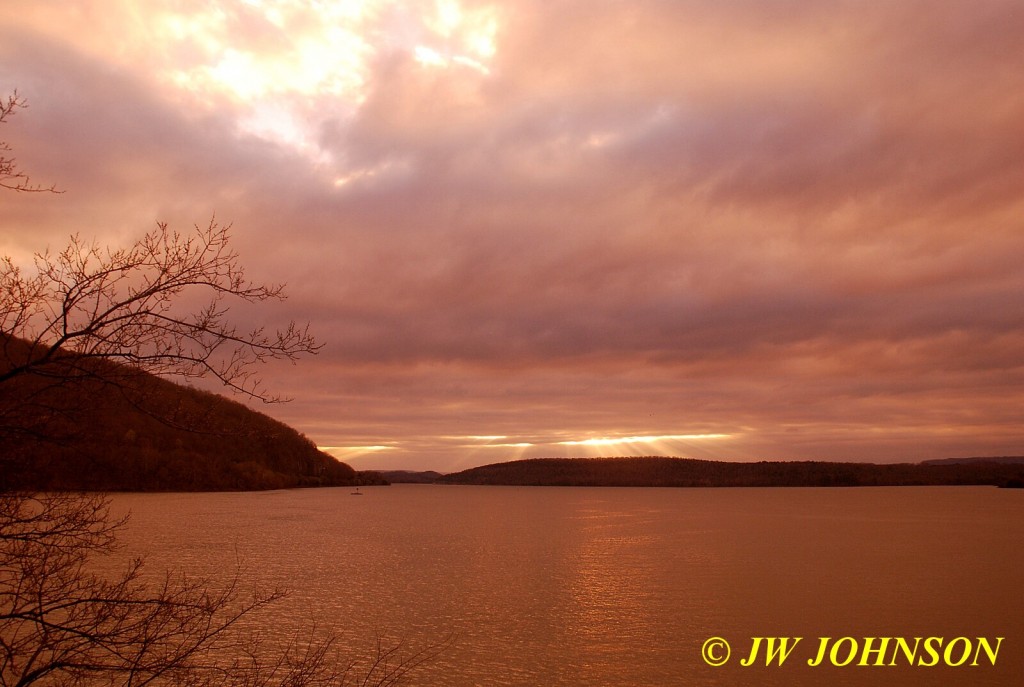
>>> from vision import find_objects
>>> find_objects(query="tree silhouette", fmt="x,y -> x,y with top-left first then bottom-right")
0,492 -> 442,686
0,219 -> 320,403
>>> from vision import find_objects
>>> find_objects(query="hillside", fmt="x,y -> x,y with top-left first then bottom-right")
440,456 -> 1024,488
1,336 -> 361,491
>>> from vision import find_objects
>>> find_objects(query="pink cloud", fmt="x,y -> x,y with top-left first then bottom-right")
3,1 -> 1024,470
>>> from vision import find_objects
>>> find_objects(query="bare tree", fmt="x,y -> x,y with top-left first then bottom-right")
1,92 -> 317,403
0,491 -> 443,687
0,492 -> 275,686
1,220 -> 320,403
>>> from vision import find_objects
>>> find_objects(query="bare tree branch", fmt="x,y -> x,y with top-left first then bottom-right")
1,220 -> 321,403
1,493 -> 445,687
0,92 -> 60,194
0,492 -> 284,686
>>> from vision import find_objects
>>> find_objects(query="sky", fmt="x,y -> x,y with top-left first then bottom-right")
2,0 -> 1024,472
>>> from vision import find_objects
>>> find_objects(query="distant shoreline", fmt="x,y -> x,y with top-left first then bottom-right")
375,456 -> 1024,489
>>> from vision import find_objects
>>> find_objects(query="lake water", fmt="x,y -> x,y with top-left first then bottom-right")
106,485 -> 1024,686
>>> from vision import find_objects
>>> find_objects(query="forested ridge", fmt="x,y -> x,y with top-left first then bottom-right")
1,335 -> 361,491
439,456 -> 1024,488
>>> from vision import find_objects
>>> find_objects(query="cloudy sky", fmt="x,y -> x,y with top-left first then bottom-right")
3,0 -> 1023,472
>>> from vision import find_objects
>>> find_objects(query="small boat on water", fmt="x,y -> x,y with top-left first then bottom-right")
351,487 -> 363,495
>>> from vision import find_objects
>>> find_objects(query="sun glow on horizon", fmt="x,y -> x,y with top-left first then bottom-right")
558,434 -> 730,447
450,435 -> 535,449
546,433 -> 737,460
318,432 -> 733,466
318,444 -> 398,461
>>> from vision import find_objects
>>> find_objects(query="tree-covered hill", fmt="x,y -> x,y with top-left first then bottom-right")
1,335 -> 359,491
439,456 -> 1024,488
